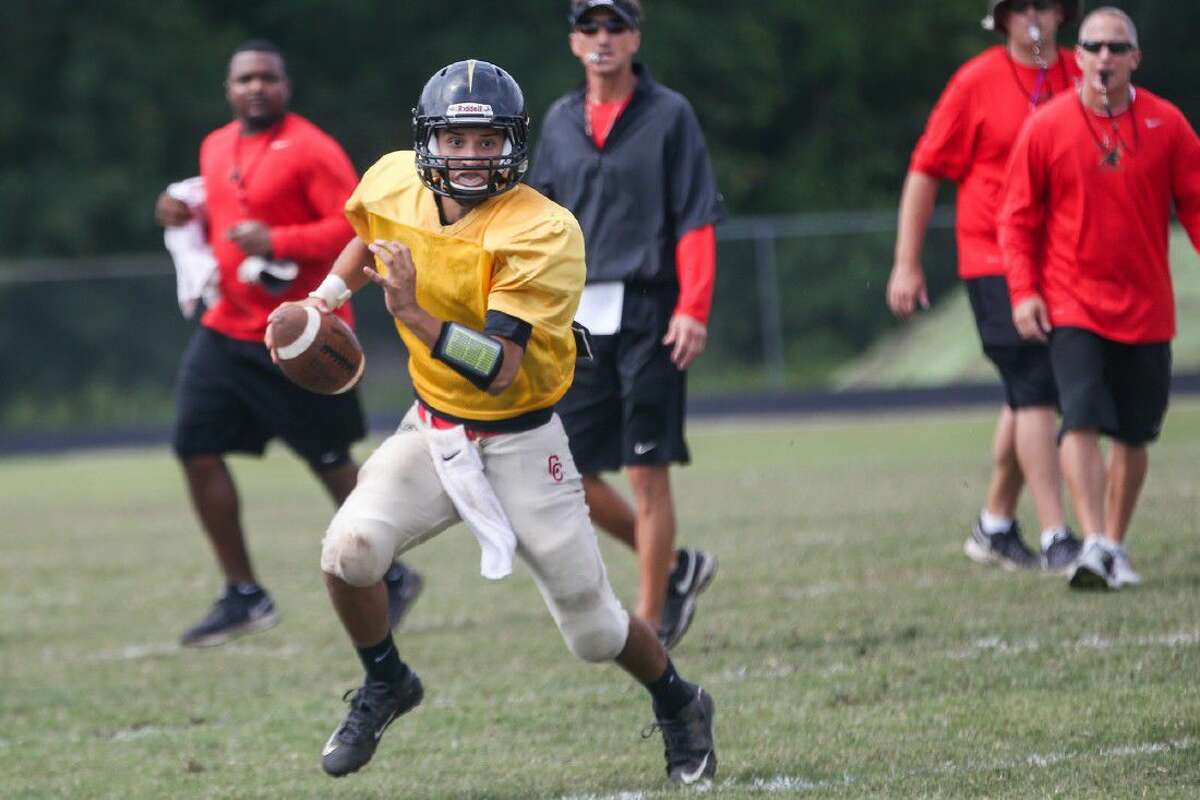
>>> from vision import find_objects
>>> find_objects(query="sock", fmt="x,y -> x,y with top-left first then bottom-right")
644,658 -> 697,718
979,510 -> 1013,535
1040,527 -> 1067,551
356,633 -> 410,685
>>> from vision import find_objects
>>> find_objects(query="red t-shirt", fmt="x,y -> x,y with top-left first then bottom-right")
587,98 -> 716,323
199,112 -> 358,341
911,46 -> 1080,279
999,88 -> 1200,343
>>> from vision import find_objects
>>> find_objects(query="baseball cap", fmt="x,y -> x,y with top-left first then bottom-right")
568,0 -> 641,30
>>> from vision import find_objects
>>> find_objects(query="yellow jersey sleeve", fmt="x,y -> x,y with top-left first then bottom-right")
487,211 -> 586,336
344,151 -> 416,242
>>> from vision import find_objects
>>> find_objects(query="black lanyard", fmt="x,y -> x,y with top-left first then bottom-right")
230,120 -> 284,213
1077,89 -> 1139,168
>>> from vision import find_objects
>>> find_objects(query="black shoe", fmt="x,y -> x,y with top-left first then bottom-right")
384,562 -> 424,630
963,518 -> 1037,570
321,671 -> 424,777
659,549 -> 718,650
644,687 -> 717,785
1041,529 -> 1083,575
179,588 -> 279,648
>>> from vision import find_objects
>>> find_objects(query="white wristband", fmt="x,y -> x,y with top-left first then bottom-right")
309,273 -> 352,310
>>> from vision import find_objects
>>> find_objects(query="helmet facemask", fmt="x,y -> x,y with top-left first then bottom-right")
417,125 -> 526,203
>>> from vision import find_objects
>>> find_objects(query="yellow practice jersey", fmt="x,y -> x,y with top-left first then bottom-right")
345,151 -> 585,422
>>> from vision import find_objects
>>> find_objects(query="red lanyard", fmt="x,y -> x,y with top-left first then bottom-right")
230,120 -> 284,213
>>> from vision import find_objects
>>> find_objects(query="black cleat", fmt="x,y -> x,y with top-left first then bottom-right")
963,518 -> 1037,571
384,562 -> 425,630
645,687 -> 717,786
179,588 -> 279,648
659,549 -> 718,650
321,671 -> 424,777
1041,529 -> 1083,575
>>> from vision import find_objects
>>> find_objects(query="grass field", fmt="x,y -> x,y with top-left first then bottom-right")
4,404 -> 1200,799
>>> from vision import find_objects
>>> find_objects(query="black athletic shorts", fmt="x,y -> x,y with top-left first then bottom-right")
172,326 -> 366,470
556,284 -> 689,474
1050,326 -> 1171,445
966,275 -> 1057,408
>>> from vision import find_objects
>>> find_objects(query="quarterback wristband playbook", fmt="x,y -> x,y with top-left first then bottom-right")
434,322 -> 504,390
308,273 -> 353,310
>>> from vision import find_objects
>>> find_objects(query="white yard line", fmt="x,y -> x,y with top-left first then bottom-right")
555,738 -> 1197,799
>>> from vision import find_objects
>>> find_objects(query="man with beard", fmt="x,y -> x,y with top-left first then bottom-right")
155,40 -> 422,647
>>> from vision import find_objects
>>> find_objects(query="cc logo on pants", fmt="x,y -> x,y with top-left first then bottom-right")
548,454 -> 564,483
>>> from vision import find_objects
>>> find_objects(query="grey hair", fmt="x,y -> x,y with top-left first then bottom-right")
1080,6 -> 1140,47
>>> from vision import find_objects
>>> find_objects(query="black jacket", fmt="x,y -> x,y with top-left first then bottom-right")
528,64 -> 724,286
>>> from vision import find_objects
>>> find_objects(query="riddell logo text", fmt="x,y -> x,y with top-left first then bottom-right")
447,103 -> 494,118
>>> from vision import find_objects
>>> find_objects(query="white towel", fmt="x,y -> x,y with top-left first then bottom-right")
425,425 -> 517,580
163,177 -> 219,318
237,255 -> 300,292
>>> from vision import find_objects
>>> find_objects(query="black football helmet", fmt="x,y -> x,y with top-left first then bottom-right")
982,0 -> 1077,33
413,60 -> 529,202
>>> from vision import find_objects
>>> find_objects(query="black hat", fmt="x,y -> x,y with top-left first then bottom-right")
982,0 -> 1078,34
568,0 -> 641,30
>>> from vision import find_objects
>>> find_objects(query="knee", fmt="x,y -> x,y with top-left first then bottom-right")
557,592 -> 630,663
320,518 -> 395,588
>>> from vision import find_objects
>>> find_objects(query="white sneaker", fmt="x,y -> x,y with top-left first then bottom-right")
1068,537 -> 1116,591
1109,544 -> 1142,588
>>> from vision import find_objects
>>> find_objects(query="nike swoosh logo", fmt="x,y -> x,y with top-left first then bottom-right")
441,451 -> 460,461
374,711 -> 399,740
679,751 -> 711,784
633,442 -> 657,455
322,730 -> 340,756
373,646 -> 394,663
674,556 -> 697,594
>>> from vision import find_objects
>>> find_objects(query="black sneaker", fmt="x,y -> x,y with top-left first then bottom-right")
963,518 -> 1037,570
179,588 -> 279,648
321,671 -> 424,777
1041,529 -> 1083,575
644,687 -> 717,785
659,550 -> 718,650
384,562 -> 425,630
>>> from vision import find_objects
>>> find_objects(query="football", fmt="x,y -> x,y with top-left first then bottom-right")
269,305 -> 365,395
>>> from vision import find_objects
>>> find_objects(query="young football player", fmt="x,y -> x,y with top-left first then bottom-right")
267,59 -> 718,786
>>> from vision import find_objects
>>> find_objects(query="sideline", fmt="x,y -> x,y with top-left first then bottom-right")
4,374 -> 1199,456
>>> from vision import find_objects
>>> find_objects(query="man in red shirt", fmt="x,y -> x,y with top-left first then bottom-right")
1000,7 -> 1200,589
887,0 -> 1082,574
155,41 -> 422,646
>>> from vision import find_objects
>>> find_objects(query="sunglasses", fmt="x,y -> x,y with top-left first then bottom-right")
1008,0 -> 1055,11
1078,40 -> 1136,55
575,19 -> 630,35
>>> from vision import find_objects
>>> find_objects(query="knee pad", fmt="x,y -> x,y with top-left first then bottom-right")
552,582 -> 630,663
320,517 -> 397,588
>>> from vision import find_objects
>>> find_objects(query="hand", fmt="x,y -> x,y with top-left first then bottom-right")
227,220 -> 273,257
886,262 -> 930,319
364,240 -> 419,320
264,297 -> 329,363
1013,296 -> 1052,343
155,193 -> 192,227
663,313 -> 708,370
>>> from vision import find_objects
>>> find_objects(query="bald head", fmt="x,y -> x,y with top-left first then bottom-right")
1079,6 -> 1139,48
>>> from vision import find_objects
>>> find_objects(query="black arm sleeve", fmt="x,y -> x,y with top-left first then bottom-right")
484,309 -> 533,349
